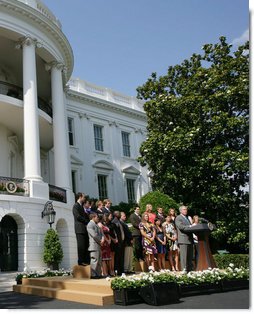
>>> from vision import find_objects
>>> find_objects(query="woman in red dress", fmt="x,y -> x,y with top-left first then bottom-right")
98,214 -> 112,276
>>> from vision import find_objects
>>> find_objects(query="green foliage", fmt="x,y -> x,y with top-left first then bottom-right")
15,269 -> 72,283
213,254 -> 249,269
111,202 -> 137,218
136,37 -> 249,252
43,229 -> 63,265
139,191 -> 179,214
110,267 -> 249,290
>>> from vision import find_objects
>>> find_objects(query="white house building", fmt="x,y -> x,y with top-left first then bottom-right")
0,0 -> 150,272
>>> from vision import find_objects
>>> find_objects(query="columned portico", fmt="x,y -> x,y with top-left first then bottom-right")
48,62 -> 73,203
16,36 -> 48,199
20,36 -> 42,182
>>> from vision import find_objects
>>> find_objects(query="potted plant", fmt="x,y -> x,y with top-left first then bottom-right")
177,268 -> 222,296
110,274 -> 146,305
219,264 -> 249,292
110,271 -> 180,306
139,271 -> 180,305
43,229 -> 63,270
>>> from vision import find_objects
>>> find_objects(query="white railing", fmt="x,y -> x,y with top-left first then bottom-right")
17,0 -> 62,28
68,78 -> 145,112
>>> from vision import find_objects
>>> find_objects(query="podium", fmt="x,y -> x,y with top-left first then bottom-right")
185,223 -> 217,271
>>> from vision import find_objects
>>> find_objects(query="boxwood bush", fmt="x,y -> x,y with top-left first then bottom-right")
213,254 -> 249,269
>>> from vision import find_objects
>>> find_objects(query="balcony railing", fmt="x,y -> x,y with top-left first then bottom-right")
49,184 -> 67,203
0,176 -> 30,197
0,81 -> 52,117
0,176 -> 67,203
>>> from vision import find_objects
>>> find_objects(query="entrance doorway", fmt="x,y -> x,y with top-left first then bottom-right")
0,215 -> 18,271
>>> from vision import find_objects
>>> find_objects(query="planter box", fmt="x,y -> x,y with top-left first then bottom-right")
220,279 -> 249,292
113,288 -> 143,306
180,282 -> 221,297
139,282 -> 180,306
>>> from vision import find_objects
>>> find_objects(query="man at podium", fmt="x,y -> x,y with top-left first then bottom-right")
175,205 -> 194,272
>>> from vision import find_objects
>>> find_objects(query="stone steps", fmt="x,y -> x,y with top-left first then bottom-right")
13,276 -> 114,306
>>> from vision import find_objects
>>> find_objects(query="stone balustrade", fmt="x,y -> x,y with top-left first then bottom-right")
68,78 -> 145,112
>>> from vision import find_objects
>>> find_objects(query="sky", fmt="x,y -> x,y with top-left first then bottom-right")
42,0 -> 249,97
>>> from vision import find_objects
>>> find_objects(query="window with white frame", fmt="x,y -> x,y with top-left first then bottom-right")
97,174 -> 108,199
94,125 -> 104,151
126,178 -> 136,203
122,131 -> 131,157
71,170 -> 77,194
68,117 -> 75,146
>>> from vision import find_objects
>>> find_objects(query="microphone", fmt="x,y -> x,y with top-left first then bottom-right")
200,217 -> 209,223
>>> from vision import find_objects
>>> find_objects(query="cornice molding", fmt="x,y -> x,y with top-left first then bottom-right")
66,90 -> 147,121
0,0 -> 74,83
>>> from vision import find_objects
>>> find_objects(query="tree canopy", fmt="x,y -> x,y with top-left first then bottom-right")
137,37 -> 249,252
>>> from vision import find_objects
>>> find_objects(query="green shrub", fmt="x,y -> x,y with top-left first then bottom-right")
213,254 -> 249,269
139,191 -> 179,214
43,229 -> 63,266
111,202 -> 137,218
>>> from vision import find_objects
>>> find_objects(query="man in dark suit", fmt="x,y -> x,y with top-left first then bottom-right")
112,210 -> 125,276
129,206 -> 144,261
175,205 -> 194,272
72,192 -> 90,266
120,211 -> 134,274
102,198 -> 112,214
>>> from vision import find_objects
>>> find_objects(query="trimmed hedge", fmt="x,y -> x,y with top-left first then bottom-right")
213,254 -> 249,269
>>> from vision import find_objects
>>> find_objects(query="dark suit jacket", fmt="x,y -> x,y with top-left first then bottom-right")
102,207 -> 112,214
72,202 -> 90,234
129,213 -> 141,236
120,220 -> 133,246
112,217 -> 124,244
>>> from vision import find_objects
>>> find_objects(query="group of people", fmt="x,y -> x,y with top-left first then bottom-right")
130,204 -> 199,273
72,192 -> 200,279
72,193 -> 134,279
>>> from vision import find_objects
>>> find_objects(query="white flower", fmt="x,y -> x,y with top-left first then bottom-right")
229,263 -> 234,268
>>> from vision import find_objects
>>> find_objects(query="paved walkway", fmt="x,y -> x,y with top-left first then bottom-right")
0,289 -> 249,309
0,272 -> 16,293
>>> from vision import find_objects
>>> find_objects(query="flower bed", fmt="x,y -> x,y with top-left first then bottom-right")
109,264 -> 249,305
15,268 -> 72,284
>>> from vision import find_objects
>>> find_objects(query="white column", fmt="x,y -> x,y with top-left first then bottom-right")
22,37 -> 42,181
50,62 -> 72,192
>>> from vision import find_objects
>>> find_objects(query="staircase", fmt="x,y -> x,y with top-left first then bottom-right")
13,276 -> 114,306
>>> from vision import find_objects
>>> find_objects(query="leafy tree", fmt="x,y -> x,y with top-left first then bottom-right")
137,37 -> 249,252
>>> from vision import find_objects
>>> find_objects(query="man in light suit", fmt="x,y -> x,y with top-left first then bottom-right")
87,213 -> 104,279
175,205 -> 194,272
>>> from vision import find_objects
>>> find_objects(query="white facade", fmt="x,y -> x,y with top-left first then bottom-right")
0,0 -> 149,272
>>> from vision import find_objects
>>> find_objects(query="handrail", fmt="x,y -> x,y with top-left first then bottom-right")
49,184 -> 67,203
0,81 -> 52,117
